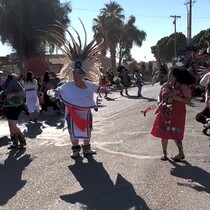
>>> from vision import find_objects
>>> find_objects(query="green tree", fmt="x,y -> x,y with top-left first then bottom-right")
151,32 -> 187,62
0,0 -> 71,61
118,15 -> 146,65
192,28 -> 210,50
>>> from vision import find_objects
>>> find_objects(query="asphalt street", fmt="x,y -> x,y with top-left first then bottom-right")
0,84 -> 210,210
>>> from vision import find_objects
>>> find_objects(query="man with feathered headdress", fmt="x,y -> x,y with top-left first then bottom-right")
47,20 -> 103,158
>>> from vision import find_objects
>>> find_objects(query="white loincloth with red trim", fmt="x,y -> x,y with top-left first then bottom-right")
66,106 -> 92,139
54,80 -> 100,139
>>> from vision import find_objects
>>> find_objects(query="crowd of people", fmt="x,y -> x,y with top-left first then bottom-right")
99,65 -> 144,98
0,21 -> 210,161
0,69 -> 64,149
0,61 -> 146,154
1,60 -> 210,159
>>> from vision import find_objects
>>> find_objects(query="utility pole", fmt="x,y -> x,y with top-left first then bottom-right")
170,15 -> 181,61
185,0 -> 196,45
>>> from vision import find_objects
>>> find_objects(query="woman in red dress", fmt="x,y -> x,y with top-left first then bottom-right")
151,67 -> 196,161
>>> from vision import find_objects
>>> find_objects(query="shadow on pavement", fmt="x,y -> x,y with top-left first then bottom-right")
126,95 -> 158,102
42,114 -> 65,129
24,122 -> 43,139
19,109 -> 65,130
103,96 -> 117,101
60,156 -> 150,210
169,159 -> 210,194
0,149 -> 33,205
20,114 -> 64,139
0,136 -> 10,148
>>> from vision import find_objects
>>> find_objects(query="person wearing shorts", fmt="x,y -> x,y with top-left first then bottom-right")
2,73 -> 26,149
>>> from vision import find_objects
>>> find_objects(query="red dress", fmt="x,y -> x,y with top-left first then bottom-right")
151,83 -> 186,141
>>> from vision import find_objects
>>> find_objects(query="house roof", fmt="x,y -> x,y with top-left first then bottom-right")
1,64 -> 20,75
48,57 -> 66,65
45,54 -> 66,65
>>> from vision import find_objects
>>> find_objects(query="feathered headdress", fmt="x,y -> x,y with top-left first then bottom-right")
46,19 -> 103,83
183,45 -> 210,74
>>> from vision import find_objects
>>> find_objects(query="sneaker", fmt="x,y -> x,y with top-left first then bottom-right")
8,143 -> 18,149
160,150 -> 167,161
82,144 -> 97,155
15,134 -> 26,149
17,142 -> 26,149
83,149 -> 97,155
8,136 -> 18,149
171,154 -> 185,162
202,127 -> 210,136
160,154 -> 168,161
18,133 -> 26,146
71,145 -> 81,158
71,150 -> 80,158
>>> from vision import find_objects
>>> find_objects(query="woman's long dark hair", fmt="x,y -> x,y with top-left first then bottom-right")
42,71 -> 50,83
171,66 -> 196,85
25,71 -> 33,82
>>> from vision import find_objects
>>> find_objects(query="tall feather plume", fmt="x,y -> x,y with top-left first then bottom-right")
78,17 -> 87,48
47,19 -> 103,83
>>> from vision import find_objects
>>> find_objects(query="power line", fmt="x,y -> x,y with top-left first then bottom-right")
72,7 -> 168,19
72,7 -> 210,20
72,7 -> 169,19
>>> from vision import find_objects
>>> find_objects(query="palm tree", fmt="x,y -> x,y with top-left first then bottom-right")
93,1 -> 124,70
118,15 -> 146,65
100,1 -> 125,21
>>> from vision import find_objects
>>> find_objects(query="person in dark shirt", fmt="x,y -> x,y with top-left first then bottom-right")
2,72 -> 26,149
117,65 -> 131,96
106,67 -> 114,86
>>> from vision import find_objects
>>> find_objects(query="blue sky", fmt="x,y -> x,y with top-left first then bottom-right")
0,0 -> 210,61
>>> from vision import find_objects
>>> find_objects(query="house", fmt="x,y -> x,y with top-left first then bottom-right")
0,52 -> 112,77
0,56 -> 10,70
0,56 -> 21,77
45,54 -> 66,74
